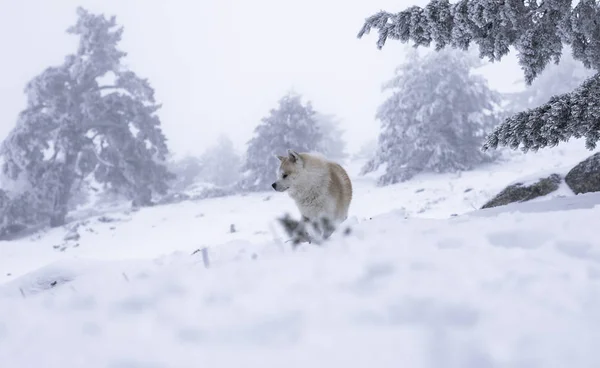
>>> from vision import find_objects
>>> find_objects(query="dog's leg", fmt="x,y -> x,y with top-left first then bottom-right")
320,216 -> 336,240
322,227 -> 335,240
301,216 -> 313,244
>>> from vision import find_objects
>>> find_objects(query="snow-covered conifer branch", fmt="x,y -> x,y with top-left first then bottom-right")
358,0 -> 600,152
358,0 -> 600,84
483,72 -> 600,151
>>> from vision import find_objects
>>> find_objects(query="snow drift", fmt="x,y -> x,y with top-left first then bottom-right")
1,193 -> 599,368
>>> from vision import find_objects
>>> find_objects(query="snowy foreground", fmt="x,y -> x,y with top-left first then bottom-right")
1,194 -> 600,368
1,142 -> 600,368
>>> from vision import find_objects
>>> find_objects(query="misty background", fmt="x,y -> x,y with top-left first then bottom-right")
0,0 -> 526,158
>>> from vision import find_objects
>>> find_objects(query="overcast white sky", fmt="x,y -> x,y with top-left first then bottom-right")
0,0 -> 525,158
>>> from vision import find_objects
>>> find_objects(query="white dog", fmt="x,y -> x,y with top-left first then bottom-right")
272,149 -> 353,240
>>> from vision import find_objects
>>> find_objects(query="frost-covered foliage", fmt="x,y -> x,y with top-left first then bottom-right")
314,113 -> 347,162
506,48 -> 595,112
240,92 -> 322,191
484,73 -> 600,151
362,49 -> 501,185
357,0 -> 599,83
357,0 -> 600,152
490,47 -> 599,151
0,190 -> 41,239
198,135 -> 242,187
0,7 -> 173,228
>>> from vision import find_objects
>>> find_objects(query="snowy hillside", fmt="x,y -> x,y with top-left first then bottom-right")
1,139 -> 599,367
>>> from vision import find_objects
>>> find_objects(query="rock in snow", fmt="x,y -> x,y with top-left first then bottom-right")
565,152 -> 600,194
481,173 -> 562,209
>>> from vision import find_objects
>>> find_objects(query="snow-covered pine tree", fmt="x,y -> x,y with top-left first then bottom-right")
314,113 -> 348,162
240,92 -> 323,191
0,7 -> 174,227
199,134 -> 242,187
357,0 -> 600,152
362,49 -> 501,185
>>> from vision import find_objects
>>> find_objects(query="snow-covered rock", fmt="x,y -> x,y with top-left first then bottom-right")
481,173 -> 562,209
565,152 -> 600,194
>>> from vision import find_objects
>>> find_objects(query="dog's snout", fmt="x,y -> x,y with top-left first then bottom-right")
271,182 -> 277,190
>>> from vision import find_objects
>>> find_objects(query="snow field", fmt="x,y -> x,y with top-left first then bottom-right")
0,139 -> 598,367
1,194 -> 600,367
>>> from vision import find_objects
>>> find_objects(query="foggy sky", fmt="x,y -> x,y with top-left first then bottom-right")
0,0 -> 526,158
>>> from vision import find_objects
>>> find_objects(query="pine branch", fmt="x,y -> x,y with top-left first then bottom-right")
483,72 -> 600,152
357,0 -> 600,84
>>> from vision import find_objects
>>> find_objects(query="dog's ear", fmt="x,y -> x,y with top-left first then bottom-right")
287,149 -> 302,164
275,154 -> 286,162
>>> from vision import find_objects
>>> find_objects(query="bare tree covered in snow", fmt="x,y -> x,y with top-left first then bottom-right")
362,49 -> 501,185
357,0 -> 600,152
240,92 -> 322,192
0,7 -> 173,229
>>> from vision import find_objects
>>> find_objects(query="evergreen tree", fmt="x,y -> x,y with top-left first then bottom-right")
314,113 -> 348,162
362,49 -> 501,185
0,7 -> 173,227
199,134 -> 242,187
357,0 -> 600,152
240,92 -> 322,191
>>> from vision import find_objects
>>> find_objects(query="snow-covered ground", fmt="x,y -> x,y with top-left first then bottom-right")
1,140 -> 599,367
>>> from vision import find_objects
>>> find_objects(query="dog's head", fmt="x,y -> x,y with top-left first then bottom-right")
271,149 -> 304,192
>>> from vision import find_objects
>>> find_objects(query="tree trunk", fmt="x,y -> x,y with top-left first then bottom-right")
49,154 -> 78,228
